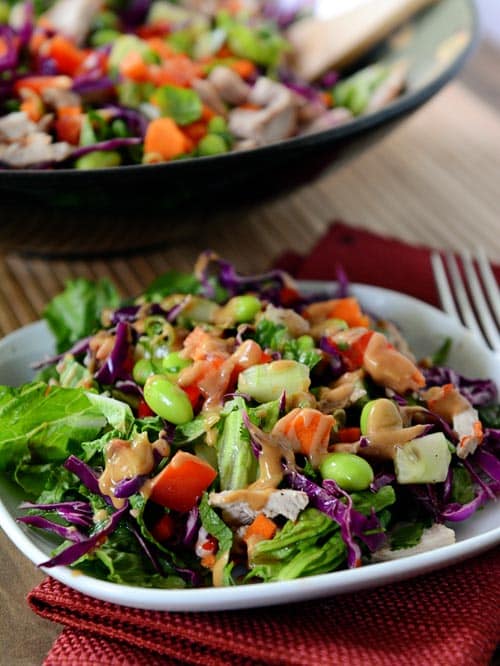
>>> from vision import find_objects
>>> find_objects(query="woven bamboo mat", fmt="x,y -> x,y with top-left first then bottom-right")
0,82 -> 499,339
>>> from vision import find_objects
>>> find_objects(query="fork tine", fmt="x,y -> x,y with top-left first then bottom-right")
431,252 -> 460,321
444,252 -> 485,341
476,246 -> 500,325
461,249 -> 500,351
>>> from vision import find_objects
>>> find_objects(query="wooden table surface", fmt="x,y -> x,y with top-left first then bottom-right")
1,79 -> 500,665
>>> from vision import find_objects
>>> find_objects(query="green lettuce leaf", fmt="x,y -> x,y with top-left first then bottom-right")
43,278 -> 120,353
0,382 -> 107,473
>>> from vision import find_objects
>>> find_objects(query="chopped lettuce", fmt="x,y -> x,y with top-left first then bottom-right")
43,278 -> 120,353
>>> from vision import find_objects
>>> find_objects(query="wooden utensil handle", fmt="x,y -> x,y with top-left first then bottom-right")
287,0 -> 437,81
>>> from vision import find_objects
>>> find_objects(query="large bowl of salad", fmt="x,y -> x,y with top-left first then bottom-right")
0,254 -> 499,611
0,0 -> 477,208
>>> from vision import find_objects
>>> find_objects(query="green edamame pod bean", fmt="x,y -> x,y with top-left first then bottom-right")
230,295 -> 262,323
162,351 -> 192,375
197,134 -> 227,156
133,358 -> 154,385
75,151 -> 122,170
144,374 -> 193,425
319,452 -> 374,491
90,28 -> 120,47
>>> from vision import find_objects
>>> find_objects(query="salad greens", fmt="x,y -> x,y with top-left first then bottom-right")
1,253 -> 500,589
0,0 -> 408,169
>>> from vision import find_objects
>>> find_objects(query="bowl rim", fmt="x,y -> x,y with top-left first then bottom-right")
0,0 -> 478,182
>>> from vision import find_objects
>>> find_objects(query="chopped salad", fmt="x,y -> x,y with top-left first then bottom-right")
1,253 -> 499,588
0,0 -> 407,169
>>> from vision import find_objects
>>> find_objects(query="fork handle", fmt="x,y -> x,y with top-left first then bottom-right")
286,0 -> 437,81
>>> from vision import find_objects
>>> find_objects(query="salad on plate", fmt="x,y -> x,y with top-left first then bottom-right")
0,252 -> 499,589
0,0 -> 408,169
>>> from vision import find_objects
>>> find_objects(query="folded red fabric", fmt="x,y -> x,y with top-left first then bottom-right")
27,222 -> 500,666
273,222 -> 500,307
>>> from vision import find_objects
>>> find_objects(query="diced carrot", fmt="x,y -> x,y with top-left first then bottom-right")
46,35 -> 87,76
149,451 -> 217,513
150,55 -> 202,87
120,50 -> 150,82
244,513 -> 277,542
320,91 -> 333,107
303,297 -> 370,328
144,117 -> 191,161
20,95 -> 43,122
273,408 -> 334,462
55,111 -> 83,145
14,75 -> 71,95
201,553 -> 217,569
182,327 -> 228,361
229,59 -> 256,80
329,298 -> 370,328
151,513 -> 175,542
336,427 -> 361,443
29,30 -> 46,54
201,105 -> 216,122
145,37 -> 176,61
0,37 -> 8,59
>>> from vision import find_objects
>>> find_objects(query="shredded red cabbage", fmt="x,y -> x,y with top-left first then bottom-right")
19,500 -> 93,528
64,454 -> 109,501
39,502 -> 129,568
17,514 -> 88,542
31,336 -> 91,370
0,26 -> 19,73
113,475 -> 147,499
70,137 -> 142,161
94,321 -> 131,385
423,367 -> 498,407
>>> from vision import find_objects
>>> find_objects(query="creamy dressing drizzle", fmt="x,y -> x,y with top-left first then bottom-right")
363,332 -> 424,393
98,433 -> 155,508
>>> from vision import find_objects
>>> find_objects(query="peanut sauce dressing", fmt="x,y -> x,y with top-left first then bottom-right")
363,332 -> 424,393
422,385 -> 471,420
98,433 -> 155,508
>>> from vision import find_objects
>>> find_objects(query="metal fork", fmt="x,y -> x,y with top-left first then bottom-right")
431,248 -> 500,352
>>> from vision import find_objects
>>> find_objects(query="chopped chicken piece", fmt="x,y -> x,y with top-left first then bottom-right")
208,66 -> 251,106
191,78 -> 227,116
0,133 -> 73,168
301,107 -> 353,134
229,77 -> 298,145
209,489 -> 309,525
43,0 -> 101,46
42,87 -> 82,111
371,524 -> 455,562
0,112 -> 37,142
366,61 -> 408,113
260,304 -> 310,337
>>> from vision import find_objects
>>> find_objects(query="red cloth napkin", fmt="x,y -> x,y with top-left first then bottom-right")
27,222 -> 500,666
273,222 -> 500,307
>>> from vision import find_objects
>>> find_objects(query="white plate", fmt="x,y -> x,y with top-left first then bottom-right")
0,283 -> 499,611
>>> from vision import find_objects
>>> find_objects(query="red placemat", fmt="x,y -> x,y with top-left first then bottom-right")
27,222 -> 500,666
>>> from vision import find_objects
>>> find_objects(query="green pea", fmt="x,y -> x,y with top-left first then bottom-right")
197,134 -> 228,157
162,351 -> 192,375
144,374 -> 194,425
208,116 -> 228,134
296,335 -> 315,351
230,295 -> 262,323
319,452 -> 374,491
90,28 -> 120,47
133,358 -> 154,385
75,151 -> 122,170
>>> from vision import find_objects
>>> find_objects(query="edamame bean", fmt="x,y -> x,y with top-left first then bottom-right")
208,116 -> 228,134
319,452 -> 374,491
360,398 -> 402,435
133,358 -> 154,385
144,374 -> 193,425
75,151 -> 122,170
90,28 -> 120,47
230,295 -> 262,323
162,351 -> 192,375
197,134 -> 227,156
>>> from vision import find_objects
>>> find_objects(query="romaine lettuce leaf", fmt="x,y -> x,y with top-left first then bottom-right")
43,277 -> 120,353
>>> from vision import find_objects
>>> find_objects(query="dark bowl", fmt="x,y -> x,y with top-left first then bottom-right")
0,0 -> 477,213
